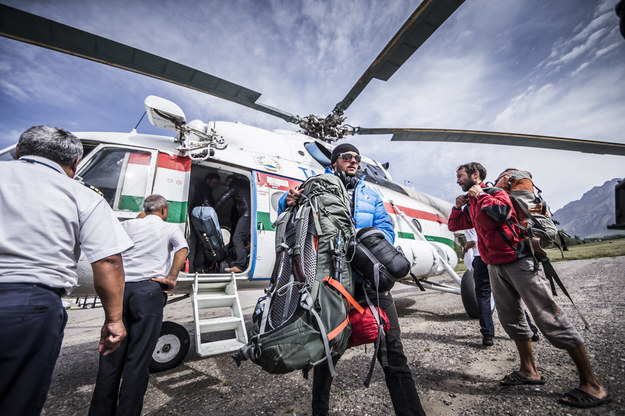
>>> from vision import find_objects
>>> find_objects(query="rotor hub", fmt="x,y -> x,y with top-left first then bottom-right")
297,110 -> 355,142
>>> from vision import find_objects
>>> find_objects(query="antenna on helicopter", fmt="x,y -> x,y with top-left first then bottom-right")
134,111 -> 147,131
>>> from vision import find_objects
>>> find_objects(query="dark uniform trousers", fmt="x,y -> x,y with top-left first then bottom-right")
472,256 -> 495,337
312,290 -> 425,416
232,215 -> 251,269
89,280 -> 166,416
0,283 -> 67,416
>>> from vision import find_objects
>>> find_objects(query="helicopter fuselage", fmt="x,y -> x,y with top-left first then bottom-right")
67,119 -> 456,296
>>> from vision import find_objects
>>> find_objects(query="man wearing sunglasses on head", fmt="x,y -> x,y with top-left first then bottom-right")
279,143 -> 425,416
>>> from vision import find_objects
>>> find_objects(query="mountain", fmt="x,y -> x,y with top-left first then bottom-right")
552,178 -> 623,238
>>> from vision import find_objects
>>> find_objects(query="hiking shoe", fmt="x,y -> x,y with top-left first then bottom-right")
532,333 -> 540,342
225,266 -> 242,273
482,336 -> 494,346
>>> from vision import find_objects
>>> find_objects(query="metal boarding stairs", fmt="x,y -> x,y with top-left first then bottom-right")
191,272 -> 248,357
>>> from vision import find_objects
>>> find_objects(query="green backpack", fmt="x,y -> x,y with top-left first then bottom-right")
232,173 -> 358,376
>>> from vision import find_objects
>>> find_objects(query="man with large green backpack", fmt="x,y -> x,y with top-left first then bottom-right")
281,144 -> 425,416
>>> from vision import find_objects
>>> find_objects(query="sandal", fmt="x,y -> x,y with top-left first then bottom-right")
500,370 -> 546,386
559,388 -> 611,408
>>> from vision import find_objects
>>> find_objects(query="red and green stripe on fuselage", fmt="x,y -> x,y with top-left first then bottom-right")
118,152 -> 190,224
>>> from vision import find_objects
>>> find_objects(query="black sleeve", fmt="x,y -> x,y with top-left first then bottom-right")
214,187 -> 234,211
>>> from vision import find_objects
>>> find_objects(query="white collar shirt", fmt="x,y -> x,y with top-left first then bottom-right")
0,155 -> 133,293
464,228 -> 480,257
121,214 -> 188,282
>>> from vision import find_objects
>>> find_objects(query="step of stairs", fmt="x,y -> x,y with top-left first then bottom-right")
192,272 -> 248,357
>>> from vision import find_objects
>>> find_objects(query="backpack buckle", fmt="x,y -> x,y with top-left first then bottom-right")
299,291 -> 313,310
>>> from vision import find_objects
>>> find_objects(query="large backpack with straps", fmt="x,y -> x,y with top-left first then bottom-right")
232,173 -> 360,376
486,171 -> 589,329
495,170 -> 561,250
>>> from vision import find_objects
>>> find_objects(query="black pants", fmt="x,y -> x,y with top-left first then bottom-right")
232,215 -> 250,268
0,283 -> 67,416
472,256 -> 495,337
89,280 -> 166,416
312,290 -> 425,416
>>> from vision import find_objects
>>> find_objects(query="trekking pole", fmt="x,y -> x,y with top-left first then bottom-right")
390,201 -> 462,286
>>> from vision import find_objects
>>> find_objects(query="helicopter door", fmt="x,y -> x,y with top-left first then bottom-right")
251,171 -> 302,279
75,144 -> 158,219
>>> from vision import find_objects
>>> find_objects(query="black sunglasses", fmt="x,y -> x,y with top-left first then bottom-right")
339,153 -> 361,163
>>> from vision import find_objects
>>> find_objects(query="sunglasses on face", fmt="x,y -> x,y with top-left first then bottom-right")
339,153 -> 361,163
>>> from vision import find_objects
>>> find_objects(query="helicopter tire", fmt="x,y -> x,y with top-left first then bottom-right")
149,321 -> 190,373
460,269 -> 479,319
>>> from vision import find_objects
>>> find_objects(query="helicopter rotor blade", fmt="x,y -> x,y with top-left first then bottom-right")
355,127 -> 625,156
0,4 -> 298,124
333,0 -> 465,115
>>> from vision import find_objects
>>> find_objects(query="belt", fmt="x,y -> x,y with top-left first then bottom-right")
125,279 -> 157,284
0,282 -> 65,297
35,284 -> 65,297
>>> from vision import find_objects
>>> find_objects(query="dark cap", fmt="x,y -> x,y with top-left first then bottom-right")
330,143 -> 360,165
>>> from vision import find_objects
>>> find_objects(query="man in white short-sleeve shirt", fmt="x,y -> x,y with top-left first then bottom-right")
0,125 -> 132,416
90,194 -> 188,416
463,228 -> 495,346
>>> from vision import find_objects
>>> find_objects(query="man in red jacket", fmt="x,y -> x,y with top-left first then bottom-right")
449,162 -> 610,409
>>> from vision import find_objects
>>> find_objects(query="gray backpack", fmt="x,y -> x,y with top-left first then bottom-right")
232,174 -> 357,376
502,170 -> 558,248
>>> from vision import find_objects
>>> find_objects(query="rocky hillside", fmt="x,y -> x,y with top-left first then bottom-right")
552,178 -> 623,238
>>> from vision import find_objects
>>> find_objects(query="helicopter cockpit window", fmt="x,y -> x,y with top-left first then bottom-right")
359,161 -> 408,196
76,148 -> 152,212
358,161 -> 386,183
304,141 -> 331,166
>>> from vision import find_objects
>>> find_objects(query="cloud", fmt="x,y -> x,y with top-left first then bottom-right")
547,27 -> 607,68
0,80 -> 29,102
541,3 -> 617,73
1,0 -> 624,211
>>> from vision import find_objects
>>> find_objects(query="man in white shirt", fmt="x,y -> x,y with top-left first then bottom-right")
89,194 -> 188,416
463,228 -> 495,346
0,125 -> 132,416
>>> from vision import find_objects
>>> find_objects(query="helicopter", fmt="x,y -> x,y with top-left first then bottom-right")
1,0 -> 624,372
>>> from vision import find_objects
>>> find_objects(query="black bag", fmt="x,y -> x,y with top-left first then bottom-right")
348,227 -> 410,292
190,206 -> 227,263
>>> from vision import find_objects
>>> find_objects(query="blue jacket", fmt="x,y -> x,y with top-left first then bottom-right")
278,168 -> 395,244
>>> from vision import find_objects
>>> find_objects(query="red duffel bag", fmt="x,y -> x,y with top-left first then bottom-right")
349,305 -> 390,347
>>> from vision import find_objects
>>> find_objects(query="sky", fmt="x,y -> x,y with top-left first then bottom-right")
1,0 -> 624,211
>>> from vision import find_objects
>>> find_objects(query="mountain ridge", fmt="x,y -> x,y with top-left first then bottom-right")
552,178 -> 623,238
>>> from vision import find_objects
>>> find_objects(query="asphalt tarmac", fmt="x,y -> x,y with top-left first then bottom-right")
43,256 -> 624,415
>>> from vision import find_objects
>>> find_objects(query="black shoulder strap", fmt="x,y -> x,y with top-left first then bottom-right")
541,259 -> 590,330
410,272 -> 426,291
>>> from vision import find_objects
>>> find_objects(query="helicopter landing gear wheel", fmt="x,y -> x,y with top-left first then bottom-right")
149,321 -> 190,373
460,269 -> 479,319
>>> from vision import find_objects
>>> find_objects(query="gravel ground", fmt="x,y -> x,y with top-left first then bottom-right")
43,256 -> 624,415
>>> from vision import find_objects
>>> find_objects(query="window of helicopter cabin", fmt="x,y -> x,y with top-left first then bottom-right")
412,218 -> 422,233
76,147 -> 153,212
